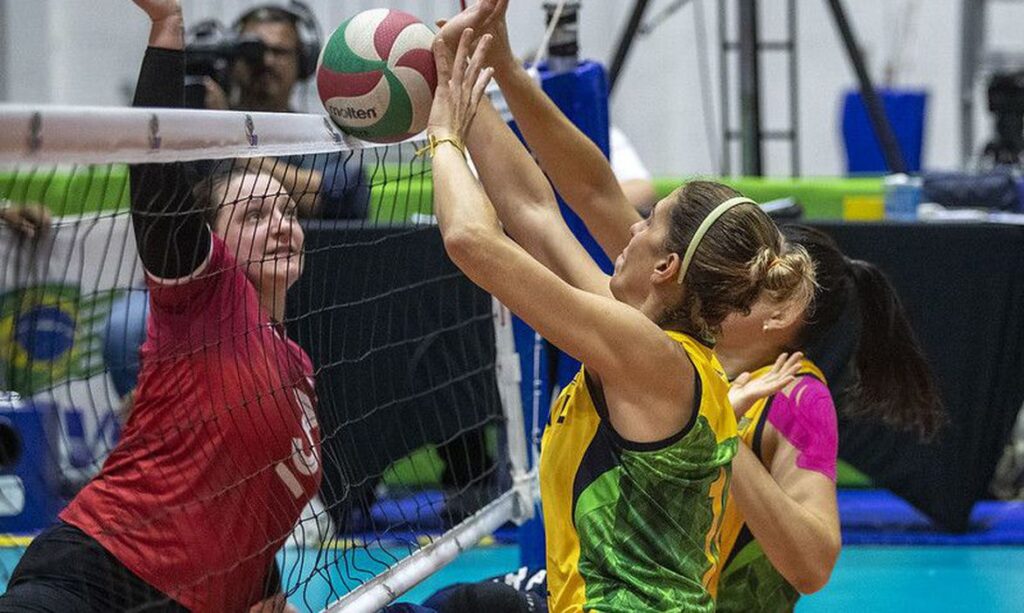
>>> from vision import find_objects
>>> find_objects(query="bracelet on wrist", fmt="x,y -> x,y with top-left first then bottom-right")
415,134 -> 466,158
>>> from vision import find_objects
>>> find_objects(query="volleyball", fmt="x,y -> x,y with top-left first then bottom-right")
317,9 -> 437,143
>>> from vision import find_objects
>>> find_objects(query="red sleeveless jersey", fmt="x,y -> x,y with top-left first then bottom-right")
62,236 -> 321,612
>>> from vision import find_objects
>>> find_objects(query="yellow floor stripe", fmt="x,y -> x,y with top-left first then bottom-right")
0,535 -> 34,548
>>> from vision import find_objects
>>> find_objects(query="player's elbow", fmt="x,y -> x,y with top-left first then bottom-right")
792,567 -> 830,595
792,538 -> 840,594
442,223 -> 495,272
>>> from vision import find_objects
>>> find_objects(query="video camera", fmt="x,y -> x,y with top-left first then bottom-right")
983,70 -> 1024,167
183,20 -> 268,109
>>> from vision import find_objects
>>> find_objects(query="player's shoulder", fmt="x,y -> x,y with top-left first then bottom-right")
776,375 -> 836,430
146,233 -> 250,318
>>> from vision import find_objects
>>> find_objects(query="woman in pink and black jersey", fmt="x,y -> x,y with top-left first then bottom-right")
0,2 -> 318,612
713,224 -> 944,612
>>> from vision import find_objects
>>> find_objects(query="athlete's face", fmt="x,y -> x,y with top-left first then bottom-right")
213,172 -> 305,294
719,297 -> 776,348
233,20 -> 301,112
610,197 -> 675,305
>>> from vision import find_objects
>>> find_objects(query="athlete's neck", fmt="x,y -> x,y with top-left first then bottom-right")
716,344 -> 790,380
259,289 -> 287,323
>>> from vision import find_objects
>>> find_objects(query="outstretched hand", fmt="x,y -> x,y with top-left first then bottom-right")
437,0 -> 515,77
132,0 -> 184,49
131,0 -> 181,23
728,352 -> 805,419
1,203 -> 51,240
426,29 -> 495,145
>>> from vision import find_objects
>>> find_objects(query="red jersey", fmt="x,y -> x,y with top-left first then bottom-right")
62,235 -> 321,612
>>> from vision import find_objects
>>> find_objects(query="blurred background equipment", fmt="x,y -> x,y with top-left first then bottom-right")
183,18 -> 268,107
982,69 -> 1024,168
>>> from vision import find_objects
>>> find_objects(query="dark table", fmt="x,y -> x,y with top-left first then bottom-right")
286,222 -> 503,527
807,221 -> 1024,531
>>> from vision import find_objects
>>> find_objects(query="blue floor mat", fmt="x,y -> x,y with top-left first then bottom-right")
350,488 -> 1024,547
839,489 -> 1024,545
365,489 -> 1024,546
345,490 -> 518,545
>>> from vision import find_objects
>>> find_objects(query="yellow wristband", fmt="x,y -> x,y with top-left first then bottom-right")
415,134 -> 466,158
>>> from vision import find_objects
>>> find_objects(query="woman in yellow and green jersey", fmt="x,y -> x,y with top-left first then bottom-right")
713,225 -> 945,611
425,4 -> 816,610
539,329 -> 737,611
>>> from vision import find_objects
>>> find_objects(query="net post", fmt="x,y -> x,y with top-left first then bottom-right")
492,298 -> 537,525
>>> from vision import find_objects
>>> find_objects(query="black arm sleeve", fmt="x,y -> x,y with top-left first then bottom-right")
129,47 -> 211,279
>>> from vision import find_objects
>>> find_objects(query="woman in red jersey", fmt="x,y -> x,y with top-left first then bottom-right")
0,2 -> 317,612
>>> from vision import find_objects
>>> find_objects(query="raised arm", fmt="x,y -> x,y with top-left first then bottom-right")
129,0 -> 211,280
440,0 -> 642,261
463,93 -> 610,296
496,63 -> 641,259
429,31 -> 693,443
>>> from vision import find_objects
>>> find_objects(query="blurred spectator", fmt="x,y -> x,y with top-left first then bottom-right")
201,3 -> 369,220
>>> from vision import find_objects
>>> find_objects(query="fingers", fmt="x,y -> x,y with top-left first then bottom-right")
780,351 -> 804,378
429,26 -> 495,139
733,372 -> 752,388
452,28 -> 473,92
464,34 -> 493,102
768,350 -> 803,376
465,34 -> 492,81
481,0 -> 509,27
2,205 -> 51,240
775,352 -> 790,370
470,67 -> 495,113
23,207 -> 51,237
432,35 -> 456,84
21,204 -> 50,227
760,373 -> 794,397
13,220 -> 37,240
775,375 -> 797,393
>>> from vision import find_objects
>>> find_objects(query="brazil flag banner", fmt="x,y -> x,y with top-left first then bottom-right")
0,212 -> 142,487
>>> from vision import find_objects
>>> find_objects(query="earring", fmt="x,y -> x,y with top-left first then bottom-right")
762,322 -> 769,332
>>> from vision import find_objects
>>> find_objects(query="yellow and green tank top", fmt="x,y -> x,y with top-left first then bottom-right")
539,331 -> 738,612
715,358 -> 827,613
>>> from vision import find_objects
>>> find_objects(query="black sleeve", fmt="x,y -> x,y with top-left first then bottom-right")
129,47 -> 211,280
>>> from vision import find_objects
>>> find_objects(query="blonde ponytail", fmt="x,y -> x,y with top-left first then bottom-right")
748,242 -> 817,314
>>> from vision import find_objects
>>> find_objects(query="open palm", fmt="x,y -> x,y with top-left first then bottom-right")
438,0 -> 514,72
427,29 -> 495,142
728,352 -> 805,419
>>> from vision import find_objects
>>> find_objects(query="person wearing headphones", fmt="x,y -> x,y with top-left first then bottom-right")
203,2 -> 370,221
203,4 -> 314,114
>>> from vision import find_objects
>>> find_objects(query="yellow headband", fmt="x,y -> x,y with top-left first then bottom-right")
676,196 -> 758,285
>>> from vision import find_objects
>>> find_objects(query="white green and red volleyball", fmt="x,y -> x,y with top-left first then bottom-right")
317,9 -> 437,143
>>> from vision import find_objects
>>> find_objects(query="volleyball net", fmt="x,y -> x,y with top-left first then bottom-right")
0,105 -> 534,612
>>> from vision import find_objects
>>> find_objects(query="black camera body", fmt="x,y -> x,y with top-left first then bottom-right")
984,70 -> 1024,167
183,21 -> 268,109
988,71 -> 1024,115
